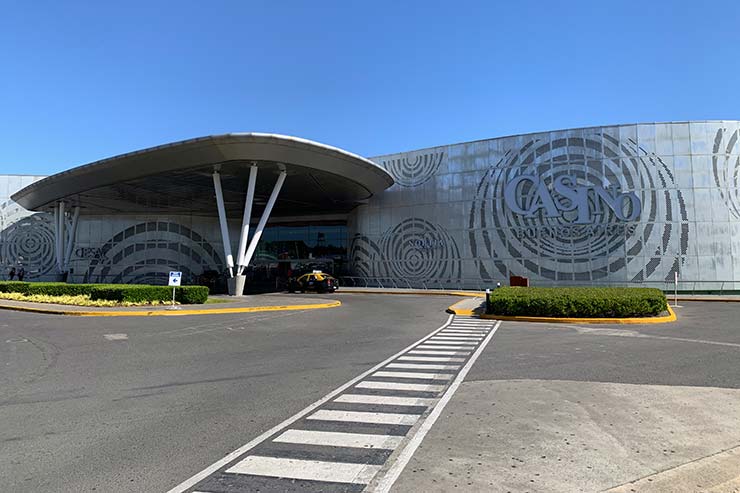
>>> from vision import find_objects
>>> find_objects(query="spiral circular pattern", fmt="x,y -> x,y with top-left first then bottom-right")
382,152 -> 444,187
380,218 -> 461,281
469,133 -> 689,282
1,213 -> 55,278
85,221 -> 223,283
712,127 -> 740,219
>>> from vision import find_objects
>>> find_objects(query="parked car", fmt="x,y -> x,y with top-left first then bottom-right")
288,271 -> 339,293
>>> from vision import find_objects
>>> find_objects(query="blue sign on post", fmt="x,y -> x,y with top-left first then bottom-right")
168,271 -> 182,287
168,271 -> 182,309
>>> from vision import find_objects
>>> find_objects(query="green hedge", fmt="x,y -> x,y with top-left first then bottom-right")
487,286 -> 668,318
0,281 -> 209,304
90,285 -> 209,304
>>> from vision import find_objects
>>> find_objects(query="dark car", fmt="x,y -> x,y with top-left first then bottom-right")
288,272 -> 339,293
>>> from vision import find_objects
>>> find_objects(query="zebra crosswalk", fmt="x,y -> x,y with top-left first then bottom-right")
168,315 -> 499,493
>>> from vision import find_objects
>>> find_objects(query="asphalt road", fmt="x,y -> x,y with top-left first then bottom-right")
467,301 -> 740,389
2,298 -> 739,493
0,294 -> 457,492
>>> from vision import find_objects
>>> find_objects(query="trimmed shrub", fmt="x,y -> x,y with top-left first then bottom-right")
0,281 -> 30,294
0,281 -> 209,305
90,284 -> 209,304
175,286 -> 209,304
487,286 -> 667,318
26,282 -> 100,297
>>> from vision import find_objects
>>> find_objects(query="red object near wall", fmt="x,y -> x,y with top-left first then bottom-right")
509,275 -> 529,287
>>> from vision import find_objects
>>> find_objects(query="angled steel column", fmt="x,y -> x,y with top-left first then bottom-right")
63,206 -> 80,271
242,171 -> 287,270
56,201 -> 66,273
212,170 -> 235,277
53,203 -> 60,273
236,165 -> 258,276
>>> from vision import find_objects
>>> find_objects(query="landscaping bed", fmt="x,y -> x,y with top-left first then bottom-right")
487,286 -> 668,318
0,281 -> 209,306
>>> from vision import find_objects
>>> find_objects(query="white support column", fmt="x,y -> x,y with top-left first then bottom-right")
57,201 -> 66,273
242,171 -> 287,269
236,165 -> 258,275
53,203 -> 60,272
63,206 -> 80,271
212,170 -> 235,277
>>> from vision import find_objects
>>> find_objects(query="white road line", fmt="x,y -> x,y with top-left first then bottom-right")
308,409 -> 420,426
372,320 -> 502,492
398,356 -> 466,362
166,314 -> 455,493
373,371 -> 453,380
226,455 -> 382,484
103,333 -> 128,341
273,429 -> 404,449
423,340 -> 477,346
416,345 -> 472,350
356,381 -> 446,392
441,329 -> 489,333
430,337 -> 482,342
434,332 -> 488,339
335,394 -> 435,406
386,363 -> 460,370
408,350 -> 470,356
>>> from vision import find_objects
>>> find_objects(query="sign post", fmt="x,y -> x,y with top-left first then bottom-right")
168,271 -> 182,310
674,271 -> 679,308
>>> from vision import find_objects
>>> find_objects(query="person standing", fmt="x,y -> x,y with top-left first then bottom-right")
17,266 -> 25,281
8,267 -> 16,280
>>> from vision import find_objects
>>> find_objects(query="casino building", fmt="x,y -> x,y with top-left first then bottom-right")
2,121 -> 740,293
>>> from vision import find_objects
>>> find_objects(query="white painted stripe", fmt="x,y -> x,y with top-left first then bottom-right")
308,409 -> 420,426
416,345 -> 472,350
373,371 -> 453,380
386,363 -> 460,370
442,329 -> 489,333
409,350 -> 470,356
165,314 -> 455,493
398,356 -> 467,362
424,339 -> 478,345
422,341 -> 477,347
273,429 -> 403,449
226,455 -> 382,484
374,320 -> 502,492
356,381 -> 445,392
427,341 -> 480,345
335,394 -> 435,406
430,336 -> 483,341
434,332 -> 488,340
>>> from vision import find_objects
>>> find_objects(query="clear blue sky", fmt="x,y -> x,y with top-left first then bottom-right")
2,1 -> 739,175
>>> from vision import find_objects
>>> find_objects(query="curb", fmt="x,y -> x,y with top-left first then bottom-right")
446,298 -> 484,316
342,289 -> 485,298
0,300 -> 341,317
478,305 -> 677,324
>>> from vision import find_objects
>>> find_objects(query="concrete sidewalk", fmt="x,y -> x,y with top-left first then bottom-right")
389,379 -> 740,492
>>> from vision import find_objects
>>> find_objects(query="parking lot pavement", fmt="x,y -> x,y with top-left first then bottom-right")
389,302 -> 740,492
0,294 -> 458,492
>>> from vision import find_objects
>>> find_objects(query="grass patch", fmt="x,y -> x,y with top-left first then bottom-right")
487,286 -> 668,318
205,297 -> 231,304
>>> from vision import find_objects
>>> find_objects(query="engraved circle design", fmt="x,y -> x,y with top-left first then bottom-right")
382,152 -> 444,187
380,218 -> 461,281
85,221 -> 223,284
712,127 -> 740,219
1,211 -> 55,278
469,133 -> 689,282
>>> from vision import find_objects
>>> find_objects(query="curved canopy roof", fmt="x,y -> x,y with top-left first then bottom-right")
11,133 -> 394,217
